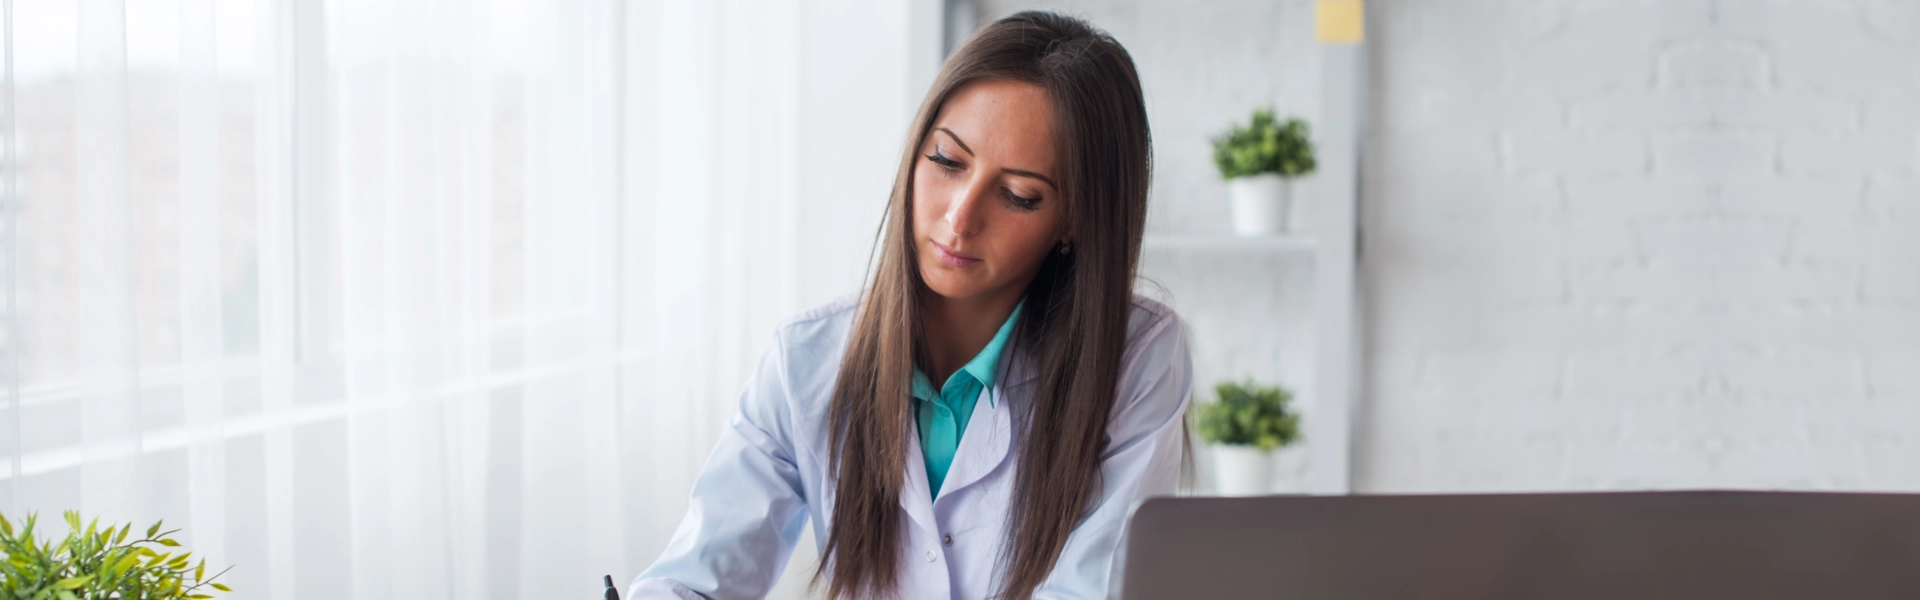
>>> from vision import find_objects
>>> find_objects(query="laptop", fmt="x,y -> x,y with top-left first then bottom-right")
1120,491 -> 1920,599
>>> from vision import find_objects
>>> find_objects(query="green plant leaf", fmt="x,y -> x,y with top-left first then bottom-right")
53,575 -> 92,590
115,553 -> 142,576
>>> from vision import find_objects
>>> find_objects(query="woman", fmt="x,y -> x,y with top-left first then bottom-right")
633,11 -> 1191,600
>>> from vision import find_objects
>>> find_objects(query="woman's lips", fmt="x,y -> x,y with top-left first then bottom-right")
931,240 -> 981,269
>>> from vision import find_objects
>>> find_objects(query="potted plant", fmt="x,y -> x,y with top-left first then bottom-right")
1211,109 -> 1316,236
1194,379 -> 1302,496
0,511 -> 235,600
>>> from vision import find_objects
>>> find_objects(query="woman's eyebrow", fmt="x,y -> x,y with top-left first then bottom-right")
1003,168 -> 1056,190
935,127 -> 974,155
935,126 -> 1057,190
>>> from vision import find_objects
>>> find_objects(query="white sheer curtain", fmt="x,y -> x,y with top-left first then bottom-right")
1,0 -> 929,598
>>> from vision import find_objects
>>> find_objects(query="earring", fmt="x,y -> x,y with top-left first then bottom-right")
1059,241 -> 1073,255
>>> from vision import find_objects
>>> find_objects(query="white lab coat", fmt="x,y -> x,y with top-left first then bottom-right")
631,293 -> 1193,600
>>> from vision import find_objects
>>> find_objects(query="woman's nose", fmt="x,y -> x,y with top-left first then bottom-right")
945,179 -> 990,237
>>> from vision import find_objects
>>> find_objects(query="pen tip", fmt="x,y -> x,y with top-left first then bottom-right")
604,575 -> 615,587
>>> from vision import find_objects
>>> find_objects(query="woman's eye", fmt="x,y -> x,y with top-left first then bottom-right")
1002,187 -> 1040,210
925,152 -> 962,171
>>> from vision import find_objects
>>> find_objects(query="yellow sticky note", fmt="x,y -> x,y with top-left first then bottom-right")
1317,0 -> 1364,44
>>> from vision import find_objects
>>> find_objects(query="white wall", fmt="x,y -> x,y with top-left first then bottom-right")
1361,0 -> 1920,492
968,0 -> 1920,493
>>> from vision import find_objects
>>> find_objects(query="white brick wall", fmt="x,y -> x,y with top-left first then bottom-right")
1363,0 -> 1920,492
963,0 -> 1917,493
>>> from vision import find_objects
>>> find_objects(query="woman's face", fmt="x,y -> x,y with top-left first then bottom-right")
912,79 -> 1065,303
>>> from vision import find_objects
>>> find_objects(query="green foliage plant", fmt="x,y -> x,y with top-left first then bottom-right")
1194,379 -> 1302,451
1210,108 -> 1317,180
0,511 -> 234,600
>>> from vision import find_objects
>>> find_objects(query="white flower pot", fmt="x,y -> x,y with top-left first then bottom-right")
1227,173 -> 1292,236
1213,444 -> 1274,496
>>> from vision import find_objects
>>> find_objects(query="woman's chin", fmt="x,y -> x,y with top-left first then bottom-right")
921,271 -> 994,301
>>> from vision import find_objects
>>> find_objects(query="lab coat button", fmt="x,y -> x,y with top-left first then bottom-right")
942,534 -> 953,546
925,550 -> 937,562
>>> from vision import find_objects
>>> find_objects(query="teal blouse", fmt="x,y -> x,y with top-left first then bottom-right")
911,301 -> 1023,499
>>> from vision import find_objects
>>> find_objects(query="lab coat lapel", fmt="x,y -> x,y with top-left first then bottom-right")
897,339 -> 1040,526
933,341 -> 1037,503
932,380 -> 1012,503
899,420 -> 938,533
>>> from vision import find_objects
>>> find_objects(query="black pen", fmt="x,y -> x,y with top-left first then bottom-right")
604,575 -> 620,600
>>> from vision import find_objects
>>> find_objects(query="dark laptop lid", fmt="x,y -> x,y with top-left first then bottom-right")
1121,491 -> 1920,600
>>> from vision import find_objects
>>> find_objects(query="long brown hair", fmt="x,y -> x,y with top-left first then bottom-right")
816,11 -> 1153,600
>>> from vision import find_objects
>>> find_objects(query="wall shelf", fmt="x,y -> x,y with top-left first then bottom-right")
1133,42 -> 1363,497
